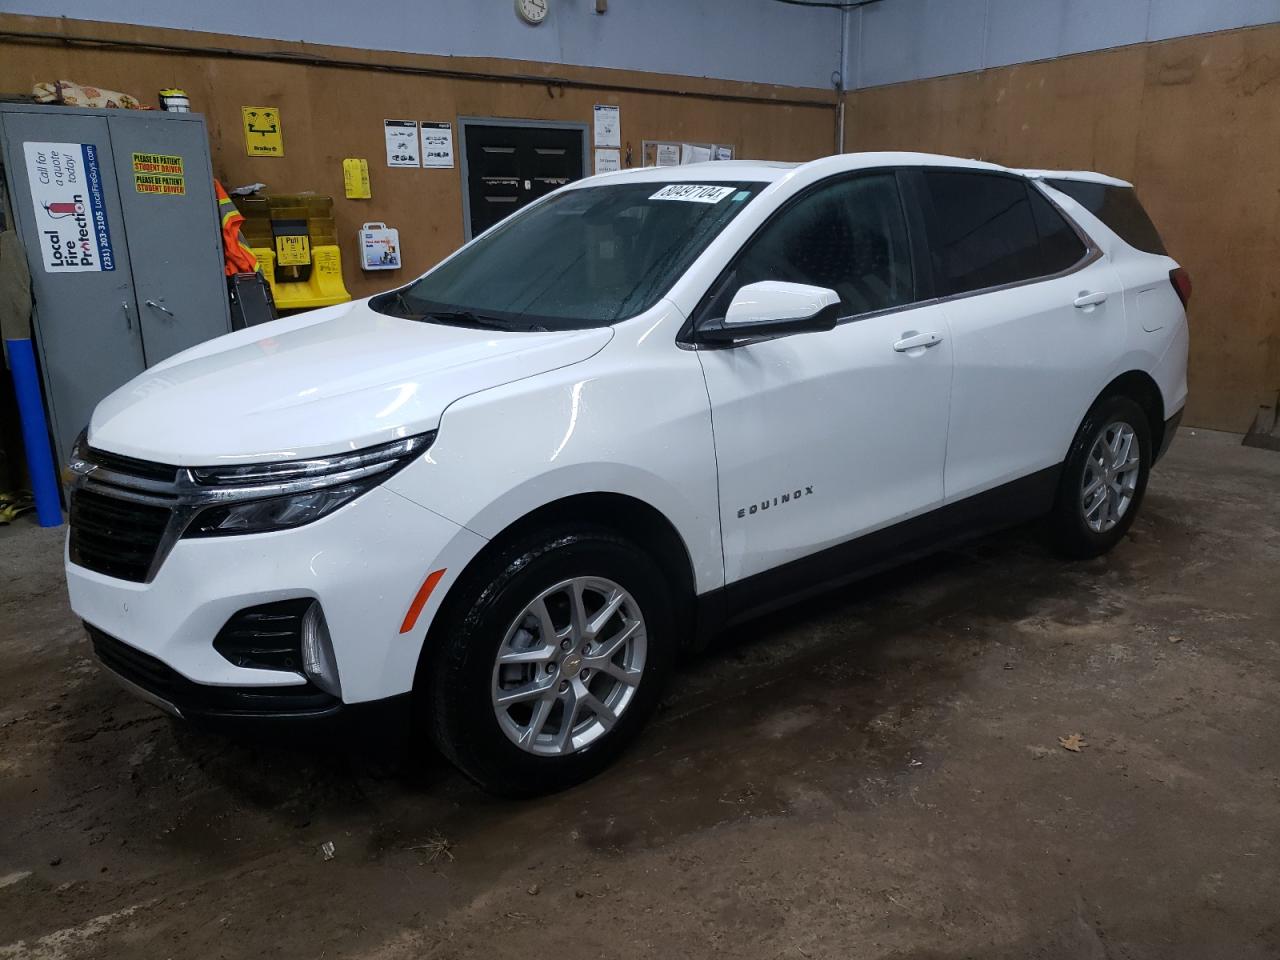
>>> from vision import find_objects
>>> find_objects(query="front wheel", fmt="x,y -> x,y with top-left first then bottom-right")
1051,394 -> 1153,559
422,525 -> 676,797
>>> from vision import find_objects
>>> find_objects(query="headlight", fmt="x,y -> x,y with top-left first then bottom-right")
182,432 -> 434,538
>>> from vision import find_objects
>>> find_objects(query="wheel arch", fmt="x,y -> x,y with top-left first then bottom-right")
418,492 -> 700,685
1095,370 -> 1166,453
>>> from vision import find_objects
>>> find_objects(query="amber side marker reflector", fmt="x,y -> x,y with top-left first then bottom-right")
400,568 -> 446,635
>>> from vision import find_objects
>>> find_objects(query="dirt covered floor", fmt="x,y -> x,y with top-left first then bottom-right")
1,427 -> 1277,959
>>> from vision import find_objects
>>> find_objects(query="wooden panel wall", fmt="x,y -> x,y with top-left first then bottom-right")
845,23 -> 1280,433
0,14 -> 838,301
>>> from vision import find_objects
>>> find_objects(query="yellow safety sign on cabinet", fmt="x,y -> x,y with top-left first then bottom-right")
242,106 -> 284,157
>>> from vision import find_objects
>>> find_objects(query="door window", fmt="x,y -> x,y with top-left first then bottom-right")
701,173 -> 914,321
923,171 -> 1047,295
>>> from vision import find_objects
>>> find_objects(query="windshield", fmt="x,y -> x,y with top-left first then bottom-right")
371,181 -> 765,331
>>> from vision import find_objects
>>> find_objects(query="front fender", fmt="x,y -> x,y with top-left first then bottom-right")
384,332 -> 723,595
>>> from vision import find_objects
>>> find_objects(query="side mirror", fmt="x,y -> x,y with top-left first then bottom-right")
696,281 -> 841,344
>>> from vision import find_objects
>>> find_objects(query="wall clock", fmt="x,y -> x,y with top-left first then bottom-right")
516,0 -> 549,25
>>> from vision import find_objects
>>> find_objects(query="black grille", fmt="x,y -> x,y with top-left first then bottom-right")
69,489 -> 172,582
88,624 -> 340,718
213,599 -> 311,672
87,446 -> 179,483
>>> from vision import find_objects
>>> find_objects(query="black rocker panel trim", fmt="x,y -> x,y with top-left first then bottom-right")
696,464 -> 1061,634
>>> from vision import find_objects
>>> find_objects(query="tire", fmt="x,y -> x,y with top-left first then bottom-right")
1051,394 -> 1153,559
421,524 -> 677,797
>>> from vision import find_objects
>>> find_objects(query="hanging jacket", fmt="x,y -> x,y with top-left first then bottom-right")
215,179 -> 259,276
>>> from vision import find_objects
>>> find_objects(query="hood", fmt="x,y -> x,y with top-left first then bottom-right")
89,299 -> 613,465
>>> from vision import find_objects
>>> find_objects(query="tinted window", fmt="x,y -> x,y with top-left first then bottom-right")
1029,188 -> 1088,274
924,171 -> 1045,294
376,181 -> 764,331
1045,178 -> 1168,255
702,173 -> 914,321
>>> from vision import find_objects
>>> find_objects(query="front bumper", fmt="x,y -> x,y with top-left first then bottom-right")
88,622 -> 341,720
68,485 -> 487,709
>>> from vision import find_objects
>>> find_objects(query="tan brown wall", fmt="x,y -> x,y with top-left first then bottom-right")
0,14 -> 838,302
844,23 -> 1280,433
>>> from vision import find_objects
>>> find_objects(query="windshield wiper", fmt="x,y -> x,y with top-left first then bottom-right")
381,289 -> 423,319
423,310 -> 520,331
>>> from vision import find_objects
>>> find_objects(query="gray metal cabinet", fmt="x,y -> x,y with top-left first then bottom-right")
0,104 -> 230,467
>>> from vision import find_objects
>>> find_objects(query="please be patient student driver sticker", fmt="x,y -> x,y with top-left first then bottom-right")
132,152 -> 186,195
649,184 -> 736,203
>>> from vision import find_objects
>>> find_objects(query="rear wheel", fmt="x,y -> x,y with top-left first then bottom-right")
423,525 -> 676,796
1051,394 -> 1152,559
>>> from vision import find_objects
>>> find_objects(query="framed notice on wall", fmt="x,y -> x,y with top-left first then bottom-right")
384,120 -> 420,167
420,122 -> 454,168
593,105 -> 620,148
641,141 -> 736,168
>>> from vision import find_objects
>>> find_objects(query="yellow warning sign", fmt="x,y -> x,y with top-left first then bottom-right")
242,106 -> 284,157
132,152 -> 185,195
275,234 -> 310,266
343,158 -> 371,199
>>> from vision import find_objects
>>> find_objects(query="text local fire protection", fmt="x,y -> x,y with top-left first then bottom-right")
23,141 -> 116,272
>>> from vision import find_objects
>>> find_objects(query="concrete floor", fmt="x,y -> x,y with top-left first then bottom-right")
0,427 -> 1277,959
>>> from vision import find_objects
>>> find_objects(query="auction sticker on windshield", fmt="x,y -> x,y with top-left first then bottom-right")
649,184 -> 736,203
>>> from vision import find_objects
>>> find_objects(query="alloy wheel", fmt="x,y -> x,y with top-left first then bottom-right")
491,576 -> 646,756
1080,420 -> 1140,533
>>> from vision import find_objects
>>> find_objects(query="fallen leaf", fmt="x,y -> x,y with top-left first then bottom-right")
1058,733 -> 1087,753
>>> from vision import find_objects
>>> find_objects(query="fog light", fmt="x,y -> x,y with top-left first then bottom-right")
301,601 -> 342,698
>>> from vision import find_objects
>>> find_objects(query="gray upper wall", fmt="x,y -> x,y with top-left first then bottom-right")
3,0 -> 1278,92
847,0 -> 1280,90
0,0 -> 843,90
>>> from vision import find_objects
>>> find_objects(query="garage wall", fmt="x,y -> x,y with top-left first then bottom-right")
844,21 -> 1280,433
0,0 -> 843,91
844,0 -> 1280,88
0,14 -> 839,302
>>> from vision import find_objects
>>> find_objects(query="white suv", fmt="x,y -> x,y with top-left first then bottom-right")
66,153 -> 1189,795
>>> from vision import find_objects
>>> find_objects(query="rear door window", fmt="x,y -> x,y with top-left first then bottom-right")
1045,179 -> 1168,255
923,171 -> 1046,295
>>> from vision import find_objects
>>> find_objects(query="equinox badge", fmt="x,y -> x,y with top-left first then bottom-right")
737,486 -> 814,519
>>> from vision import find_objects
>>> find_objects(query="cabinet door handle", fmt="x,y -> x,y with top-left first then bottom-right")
122,301 -> 132,330
145,299 -> 174,318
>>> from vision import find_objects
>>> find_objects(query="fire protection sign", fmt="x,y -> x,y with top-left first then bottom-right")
22,141 -> 116,273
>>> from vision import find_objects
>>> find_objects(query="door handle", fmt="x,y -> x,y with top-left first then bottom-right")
145,299 -> 175,318
1073,291 -> 1108,309
121,301 -> 132,331
893,332 -> 943,353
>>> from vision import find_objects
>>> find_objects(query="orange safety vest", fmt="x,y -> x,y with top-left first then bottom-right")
215,179 -> 259,276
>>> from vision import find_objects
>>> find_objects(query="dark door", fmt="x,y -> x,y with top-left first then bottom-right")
462,123 -> 585,238
105,112 -> 230,365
